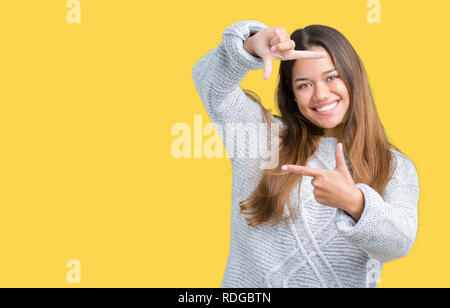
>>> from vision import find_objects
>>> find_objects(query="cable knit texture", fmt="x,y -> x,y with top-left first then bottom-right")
192,20 -> 420,288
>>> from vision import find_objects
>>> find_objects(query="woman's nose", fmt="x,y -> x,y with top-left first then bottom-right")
313,82 -> 331,102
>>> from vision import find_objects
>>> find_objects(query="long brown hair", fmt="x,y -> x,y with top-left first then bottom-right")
240,24 -> 403,228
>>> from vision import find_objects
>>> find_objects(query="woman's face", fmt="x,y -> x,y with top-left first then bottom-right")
291,45 -> 350,137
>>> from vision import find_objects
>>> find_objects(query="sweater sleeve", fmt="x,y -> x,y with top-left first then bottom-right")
335,151 -> 420,263
192,20 -> 273,164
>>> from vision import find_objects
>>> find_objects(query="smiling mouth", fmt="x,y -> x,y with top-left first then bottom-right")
312,100 -> 340,114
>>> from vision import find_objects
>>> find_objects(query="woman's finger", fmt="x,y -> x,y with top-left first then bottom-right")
281,165 -> 325,177
272,27 -> 288,37
271,40 -> 295,52
269,36 -> 281,47
270,33 -> 290,47
262,54 -> 273,81
283,50 -> 328,60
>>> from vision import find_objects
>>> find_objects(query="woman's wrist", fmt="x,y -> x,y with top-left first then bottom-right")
344,187 -> 365,222
244,35 -> 258,57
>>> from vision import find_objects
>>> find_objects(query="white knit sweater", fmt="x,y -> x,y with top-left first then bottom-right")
191,20 -> 420,288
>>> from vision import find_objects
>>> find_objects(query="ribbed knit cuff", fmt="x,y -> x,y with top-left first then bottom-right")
222,20 -> 268,71
335,183 -> 380,241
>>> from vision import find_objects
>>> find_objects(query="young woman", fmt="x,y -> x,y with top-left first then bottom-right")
192,20 -> 419,288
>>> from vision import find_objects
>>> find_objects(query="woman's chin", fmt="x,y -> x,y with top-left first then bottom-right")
315,120 -> 341,130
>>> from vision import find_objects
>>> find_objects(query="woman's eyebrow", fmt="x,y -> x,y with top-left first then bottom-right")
293,69 -> 337,83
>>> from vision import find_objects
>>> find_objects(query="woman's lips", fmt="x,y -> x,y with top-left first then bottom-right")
312,100 -> 340,115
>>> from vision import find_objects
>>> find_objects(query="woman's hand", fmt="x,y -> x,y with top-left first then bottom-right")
244,27 -> 327,80
281,143 -> 365,221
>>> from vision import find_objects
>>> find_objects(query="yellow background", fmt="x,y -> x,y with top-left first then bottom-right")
0,0 -> 447,287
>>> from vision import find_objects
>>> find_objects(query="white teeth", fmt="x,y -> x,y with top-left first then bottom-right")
316,101 -> 338,112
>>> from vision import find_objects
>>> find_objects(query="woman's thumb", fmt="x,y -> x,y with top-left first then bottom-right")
262,54 -> 273,80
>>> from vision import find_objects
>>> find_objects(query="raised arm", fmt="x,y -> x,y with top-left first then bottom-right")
192,20 -> 270,127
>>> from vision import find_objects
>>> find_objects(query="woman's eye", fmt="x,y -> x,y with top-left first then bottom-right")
297,76 -> 339,90
327,75 -> 338,81
298,83 -> 311,89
